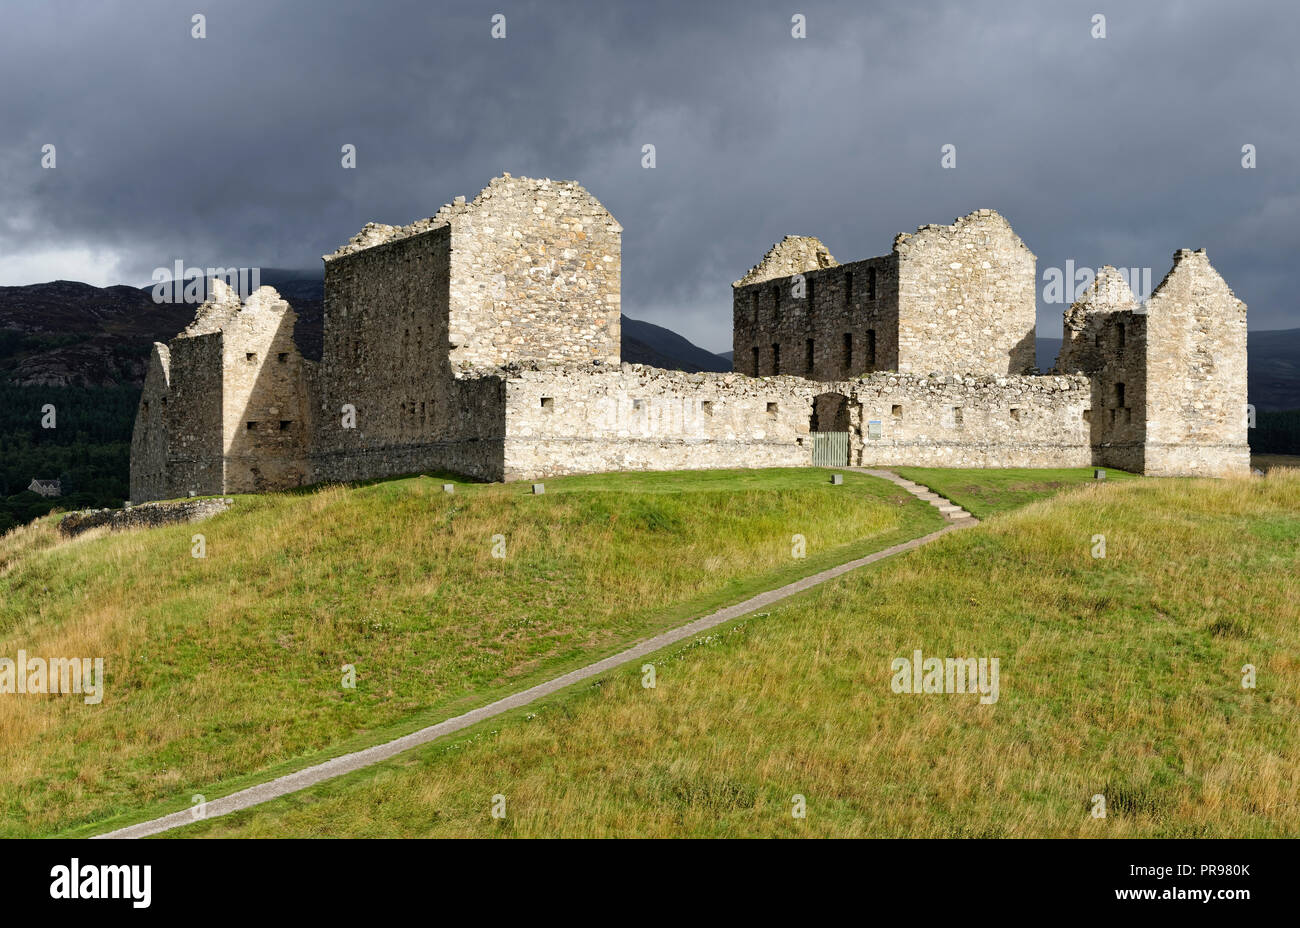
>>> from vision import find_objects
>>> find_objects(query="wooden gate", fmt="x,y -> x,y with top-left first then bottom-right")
811,431 -> 849,467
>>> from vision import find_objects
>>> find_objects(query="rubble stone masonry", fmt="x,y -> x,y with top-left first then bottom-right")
130,177 -> 1249,503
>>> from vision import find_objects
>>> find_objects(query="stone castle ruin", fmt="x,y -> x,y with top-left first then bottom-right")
130,174 -> 1249,502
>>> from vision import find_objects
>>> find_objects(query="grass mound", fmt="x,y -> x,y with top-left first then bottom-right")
174,470 -> 1299,838
0,468 -> 937,836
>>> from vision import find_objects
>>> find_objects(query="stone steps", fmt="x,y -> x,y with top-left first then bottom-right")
847,467 -> 977,525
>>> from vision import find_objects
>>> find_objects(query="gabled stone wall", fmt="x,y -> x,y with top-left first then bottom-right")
894,210 -> 1037,376
212,286 -> 313,493
129,282 -> 312,501
1142,250 -> 1249,477
447,174 -> 621,370
1055,253 -> 1249,477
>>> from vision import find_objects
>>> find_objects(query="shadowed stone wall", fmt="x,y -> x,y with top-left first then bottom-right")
1057,267 -> 1148,472
733,243 -> 900,380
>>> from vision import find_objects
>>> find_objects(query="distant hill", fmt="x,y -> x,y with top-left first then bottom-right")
1037,332 -> 1300,412
621,316 -> 730,372
1244,329 -> 1300,412
0,271 -> 323,387
0,272 -> 729,386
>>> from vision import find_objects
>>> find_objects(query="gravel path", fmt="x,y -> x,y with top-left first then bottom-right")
95,471 -> 976,839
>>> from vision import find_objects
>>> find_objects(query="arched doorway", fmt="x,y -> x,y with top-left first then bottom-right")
810,392 -> 851,466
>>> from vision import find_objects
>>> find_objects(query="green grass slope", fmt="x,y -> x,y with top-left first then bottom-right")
893,465 -> 1135,519
174,470 -> 1300,838
0,468 -> 941,837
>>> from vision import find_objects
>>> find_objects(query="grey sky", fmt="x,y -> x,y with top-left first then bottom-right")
1,0 -> 1295,352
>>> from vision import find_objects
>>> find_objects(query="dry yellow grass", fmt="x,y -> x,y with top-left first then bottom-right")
176,470 -> 1300,838
0,468 -> 936,836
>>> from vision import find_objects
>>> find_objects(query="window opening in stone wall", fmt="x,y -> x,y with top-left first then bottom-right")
891,404 -> 902,419
1010,407 -> 1023,421
1116,322 -> 1126,349
766,401 -> 778,416
701,400 -> 713,416
246,352 -> 256,362
279,421 -> 291,431
843,333 -> 853,371
541,396 -> 554,410
772,343 -> 781,374
1115,382 -> 1126,407
277,352 -> 289,363
751,346 -> 760,375
633,398 -> 644,411
953,407 -> 964,428
866,329 -> 877,369
805,338 -> 814,374
246,421 -> 258,430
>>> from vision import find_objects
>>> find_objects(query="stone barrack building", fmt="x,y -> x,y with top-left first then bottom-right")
131,174 -> 1249,501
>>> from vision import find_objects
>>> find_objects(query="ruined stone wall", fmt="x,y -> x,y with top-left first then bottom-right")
854,372 -> 1092,468
59,497 -> 234,538
1054,255 -> 1249,477
732,256 -> 900,380
157,331 -> 225,498
894,210 -> 1037,375
501,364 -> 817,479
499,363 -> 1091,479
130,283 -> 315,502
1056,267 -> 1149,472
129,343 -> 173,502
1142,250 -> 1249,477
212,287 -> 314,494
313,226 -> 459,483
447,174 -> 621,370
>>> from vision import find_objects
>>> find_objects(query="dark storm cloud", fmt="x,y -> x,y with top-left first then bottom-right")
1,0 -> 1296,351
